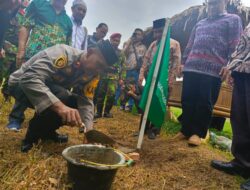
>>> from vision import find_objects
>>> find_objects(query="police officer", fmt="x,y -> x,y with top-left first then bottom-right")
8,40 -> 118,152
95,33 -> 125,118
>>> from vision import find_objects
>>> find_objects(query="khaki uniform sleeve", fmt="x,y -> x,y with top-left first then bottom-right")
76,76 -> 99,130
19,55 -> 60,113
77,95 -> 94,130
19,45 -> 79,113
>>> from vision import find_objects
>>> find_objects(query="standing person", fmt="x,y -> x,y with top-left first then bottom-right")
95,33 -> 125,118
71,0 -> 88,51
88,23 -> 108,110
88,23 -> 108,48
122,28 -> 147,112
0,0 -> 21,59
138,18 -> 181,139
8,40 -> 118,152
1,0 -> 30,101
211,24 -> 250,190
139,18 -> 181,92
176,0 -> 242,146
6,0 -> 72,131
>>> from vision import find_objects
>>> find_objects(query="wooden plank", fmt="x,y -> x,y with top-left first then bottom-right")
168,80 -> 232,118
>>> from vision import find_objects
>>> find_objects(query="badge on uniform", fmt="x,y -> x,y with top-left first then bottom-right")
83,77 -> 99,99
54,56 -> 67,68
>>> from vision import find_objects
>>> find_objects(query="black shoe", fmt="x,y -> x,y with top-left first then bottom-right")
79,127 -> 85,133
147,129 -> 156,140
94,113 -> 102,119
125,106 -> 132,112
241,179 -> 250,190
44,133 -> 68,143
152,127 -> 161,136
103,113 -> 113,118
21,140 -> 33,153
52,134 -> 68,143
211,160 -> 250,178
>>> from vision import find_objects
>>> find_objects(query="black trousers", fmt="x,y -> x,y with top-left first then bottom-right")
181,72 -> 221,138
231,73 -> 250,169
25,95 -> 77,144
10,84 -> 76,144
210,117 -> 226,131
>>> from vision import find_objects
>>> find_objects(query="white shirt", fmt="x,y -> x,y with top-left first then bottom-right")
71,17 -> 88,51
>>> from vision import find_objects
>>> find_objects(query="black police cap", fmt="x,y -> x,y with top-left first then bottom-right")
153,18 -> 166,29
96,40 -> 118,66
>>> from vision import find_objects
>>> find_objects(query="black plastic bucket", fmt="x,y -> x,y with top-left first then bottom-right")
62,145 -> 126,190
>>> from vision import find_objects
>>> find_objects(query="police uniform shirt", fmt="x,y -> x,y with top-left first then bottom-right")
9,44 -> 98,129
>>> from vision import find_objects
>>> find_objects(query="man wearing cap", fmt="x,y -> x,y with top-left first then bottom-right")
139,18 -> 181,91
95,33 -> 125,118
138,18 -> 181,139
8,40 -> 118,152
6,0 -> 72,131
71,0 -> 88,51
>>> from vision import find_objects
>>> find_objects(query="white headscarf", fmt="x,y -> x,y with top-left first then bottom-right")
72,0 -> 87,9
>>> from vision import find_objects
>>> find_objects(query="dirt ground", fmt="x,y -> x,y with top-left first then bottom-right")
0,98 -> 241,190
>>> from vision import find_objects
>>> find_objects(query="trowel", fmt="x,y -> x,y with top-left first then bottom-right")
80,123 -> 136,154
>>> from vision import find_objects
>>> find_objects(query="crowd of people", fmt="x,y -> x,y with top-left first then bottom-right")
0,0 -> 250,189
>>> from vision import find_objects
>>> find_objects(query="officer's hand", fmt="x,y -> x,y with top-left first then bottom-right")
16,49 -> 25,67
220,67 -> 231,82
51,102 -> 82,127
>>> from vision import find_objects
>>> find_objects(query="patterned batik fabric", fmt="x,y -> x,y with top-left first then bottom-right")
20,0 -> 72,59
139,39 -> 181,87
228,24 -> 250,74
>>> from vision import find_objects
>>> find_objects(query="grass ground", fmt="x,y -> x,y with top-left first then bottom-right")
0,95 -> 243,190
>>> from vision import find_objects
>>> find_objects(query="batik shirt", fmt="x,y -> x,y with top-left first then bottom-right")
20,0 -> 72,59
227,24 -> 250,74
139,39 -> 181,86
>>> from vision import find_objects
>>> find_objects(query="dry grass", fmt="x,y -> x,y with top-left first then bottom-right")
0,95 -> 242,190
